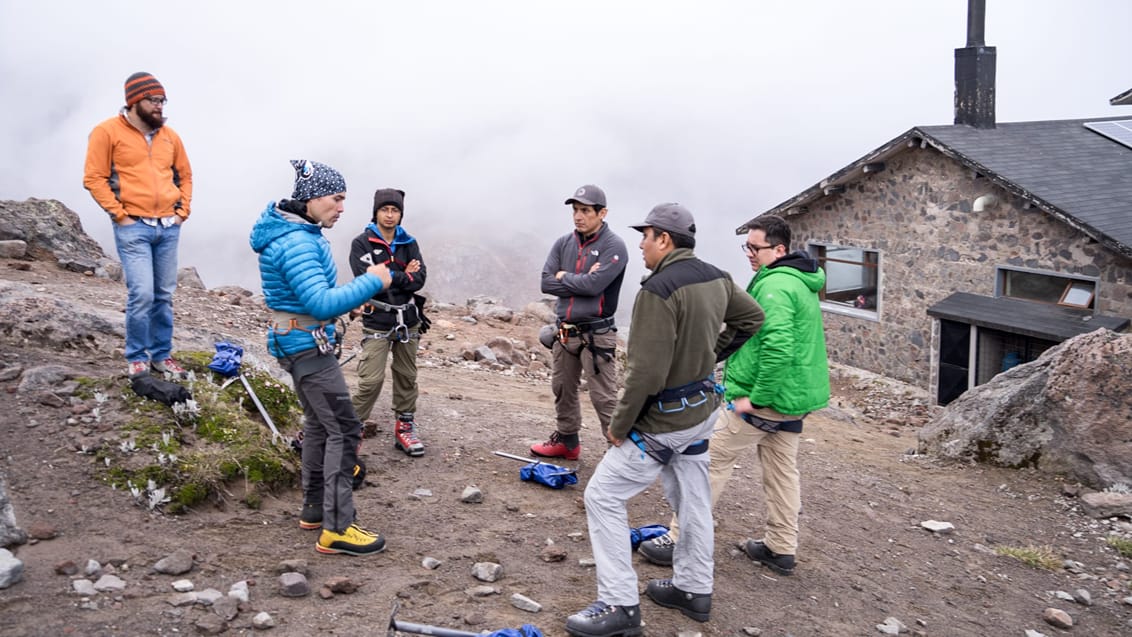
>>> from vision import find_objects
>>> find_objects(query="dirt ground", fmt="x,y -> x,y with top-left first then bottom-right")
1,262 -> 1131,637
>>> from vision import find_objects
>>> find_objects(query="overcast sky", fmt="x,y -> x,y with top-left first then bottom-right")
1,0 -> 1129,304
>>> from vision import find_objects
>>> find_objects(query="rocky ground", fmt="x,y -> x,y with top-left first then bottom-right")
1,258 -> 1132,637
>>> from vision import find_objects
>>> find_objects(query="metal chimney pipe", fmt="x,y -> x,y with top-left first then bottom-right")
966,0 -> 986,47
955,0 -> 996,128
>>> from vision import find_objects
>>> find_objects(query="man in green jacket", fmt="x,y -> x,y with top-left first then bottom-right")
639,214 -> 830,577
566,203 -> 764,637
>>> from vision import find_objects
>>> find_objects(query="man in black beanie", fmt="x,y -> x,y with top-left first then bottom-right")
348,188 -> 428,456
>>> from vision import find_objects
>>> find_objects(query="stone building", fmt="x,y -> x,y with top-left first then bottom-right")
738,4 -> 1131,404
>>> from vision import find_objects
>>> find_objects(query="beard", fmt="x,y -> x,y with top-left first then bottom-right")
138,109 -> 167,130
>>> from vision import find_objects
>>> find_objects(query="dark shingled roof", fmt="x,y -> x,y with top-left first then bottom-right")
927,292 -> 1129,341
918,119 -> 1132,258
744,118 -> 1132,259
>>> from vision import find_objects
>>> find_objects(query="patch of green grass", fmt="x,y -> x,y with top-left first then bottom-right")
994,545 -> 1062,570
95,350 -> 302,515
1106,536 -> 1132,559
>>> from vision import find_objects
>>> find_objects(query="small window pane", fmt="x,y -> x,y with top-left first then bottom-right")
1003,270 -> 1067,303
1001,269 -> 1095,309
814,245 -> 879,310
1059,281 -> 1095,308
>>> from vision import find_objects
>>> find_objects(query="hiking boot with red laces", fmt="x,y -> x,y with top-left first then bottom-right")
151,357 -> 188,377
531,431 -> 581,461
394,420 -> 425,457
127,360 -> 150,377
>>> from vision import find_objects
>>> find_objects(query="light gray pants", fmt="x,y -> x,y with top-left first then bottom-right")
583,413 -> 717,606
284,350 -> 362,533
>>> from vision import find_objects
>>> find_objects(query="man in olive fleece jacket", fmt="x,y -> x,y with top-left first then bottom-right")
640,213 -> 831,578
566,203 -> 764,637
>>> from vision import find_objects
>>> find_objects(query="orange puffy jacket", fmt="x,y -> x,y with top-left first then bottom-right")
83,113 -> 193,224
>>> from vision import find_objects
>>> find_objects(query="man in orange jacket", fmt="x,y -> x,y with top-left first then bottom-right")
83,72 -> 193,378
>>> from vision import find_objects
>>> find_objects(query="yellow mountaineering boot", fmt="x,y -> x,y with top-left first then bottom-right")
316,524 -> 386,555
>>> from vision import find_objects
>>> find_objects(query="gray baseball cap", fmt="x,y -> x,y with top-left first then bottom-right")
564,184 -> 607,209
630,203 -> 696,237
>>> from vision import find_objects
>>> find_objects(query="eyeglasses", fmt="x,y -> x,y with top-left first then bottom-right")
742,242 -> 776,254
143,96 -> 167,106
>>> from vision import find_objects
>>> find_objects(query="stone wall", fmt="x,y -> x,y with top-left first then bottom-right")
785,146 -> 1132,389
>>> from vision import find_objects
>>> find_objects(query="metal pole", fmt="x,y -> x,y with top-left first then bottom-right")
239,374 -> 283,440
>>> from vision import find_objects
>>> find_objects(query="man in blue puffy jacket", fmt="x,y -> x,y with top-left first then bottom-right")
250,160 -> 392,556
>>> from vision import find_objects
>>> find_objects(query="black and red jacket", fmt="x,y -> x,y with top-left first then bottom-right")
349,224 -> 426,331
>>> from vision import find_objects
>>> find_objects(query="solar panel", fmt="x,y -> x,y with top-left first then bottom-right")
1084,119 -> 1132,150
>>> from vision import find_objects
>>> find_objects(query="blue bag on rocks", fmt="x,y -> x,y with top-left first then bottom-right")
486,625 -> 544,637
630,524 -> 670,550
207,342 -> 243,377
520,462 -> 578,489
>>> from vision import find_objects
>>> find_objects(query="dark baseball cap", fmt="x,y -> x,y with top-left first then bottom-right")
630,203 -> 696,237
564,184 -> 607,209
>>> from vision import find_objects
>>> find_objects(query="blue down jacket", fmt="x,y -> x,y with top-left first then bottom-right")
249,202 -> 384,358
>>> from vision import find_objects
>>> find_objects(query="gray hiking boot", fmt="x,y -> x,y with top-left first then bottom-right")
637,533 -> 675,566
565,601 -> 641,637
644,578 -> 711,622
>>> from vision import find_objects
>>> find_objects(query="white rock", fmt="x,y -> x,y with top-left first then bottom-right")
72,579 -> 97,596
93,574 -> 126,592
253,611 -> 276,629
228,580 -> 250,603
510,592 -> 542,613
195,587 -> 224,606
422,557 -> 442,570
1024,629 -> 1048,637
171,579 -> 194,592
83,559 -> 101,576
876,616 -> 907,635
471,562 -> 503,582
0,549 -> 23,589
920,520 -> 955,534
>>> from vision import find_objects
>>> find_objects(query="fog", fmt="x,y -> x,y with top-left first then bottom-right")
1,1 -> 1129,309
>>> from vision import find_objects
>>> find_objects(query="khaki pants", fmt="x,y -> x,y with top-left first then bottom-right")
550,331 -> 619,437
351,330 -> 420,420
668,406 -> 802,555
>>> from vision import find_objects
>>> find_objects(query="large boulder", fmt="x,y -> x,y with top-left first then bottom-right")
918,329 -> 1132,488
0,199 -> 109,268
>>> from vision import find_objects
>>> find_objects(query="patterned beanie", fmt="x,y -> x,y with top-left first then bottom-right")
290,160 -> 346,202
125,72 -> 165,108
372,188 -> 406,222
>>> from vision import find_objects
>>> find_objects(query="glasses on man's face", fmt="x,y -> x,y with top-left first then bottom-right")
143,96 -> 167,106
742,242 -> 775,255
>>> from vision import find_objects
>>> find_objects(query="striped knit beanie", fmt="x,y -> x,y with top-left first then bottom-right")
125,72 -> 165,108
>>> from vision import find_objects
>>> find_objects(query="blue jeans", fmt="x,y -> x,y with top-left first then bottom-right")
113,221 -> 180,363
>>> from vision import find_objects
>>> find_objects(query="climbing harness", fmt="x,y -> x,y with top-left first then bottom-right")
627,428 -> 709,466
637,375 -> 724,423
360,300 -> 416,344
555,317 -> 616,374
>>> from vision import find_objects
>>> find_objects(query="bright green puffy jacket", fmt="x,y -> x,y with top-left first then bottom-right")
722,251 -> 830,415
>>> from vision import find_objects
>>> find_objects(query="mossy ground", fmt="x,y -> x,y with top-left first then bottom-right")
95,350 -> 304,514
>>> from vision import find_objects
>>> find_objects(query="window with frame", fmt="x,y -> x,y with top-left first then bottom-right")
996,267 -> 1096,309
809,244 -> 880,313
